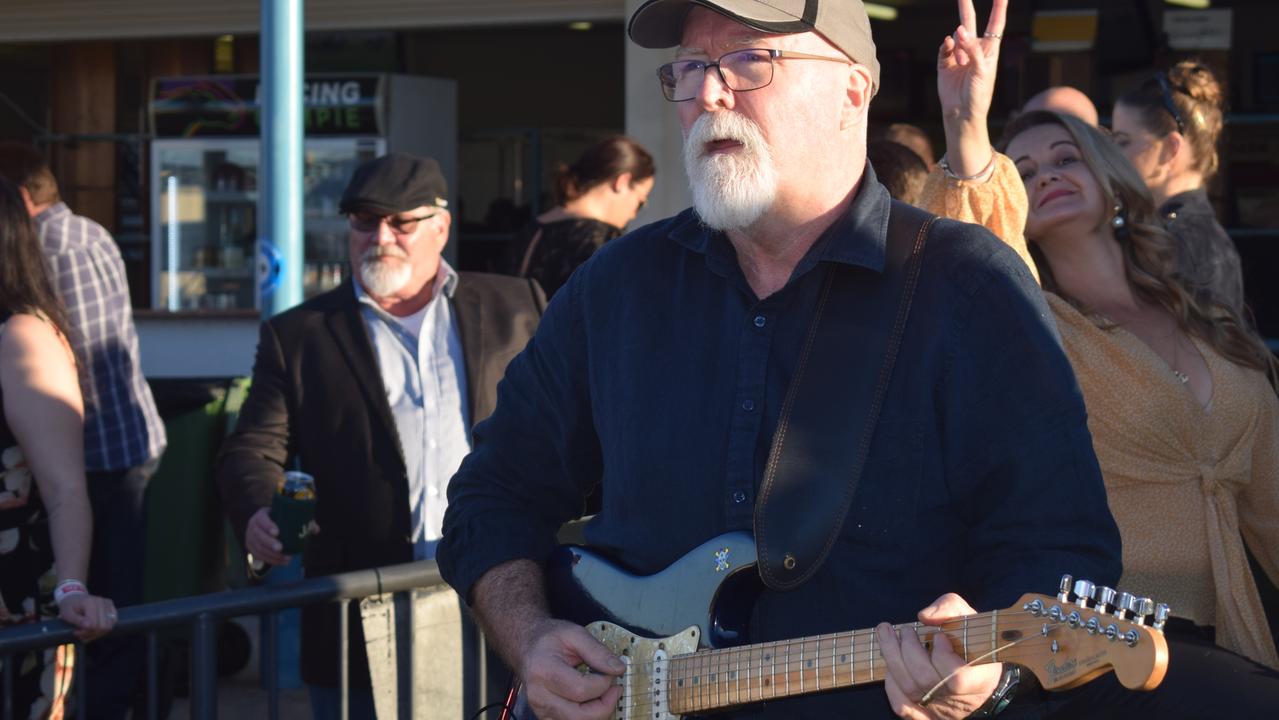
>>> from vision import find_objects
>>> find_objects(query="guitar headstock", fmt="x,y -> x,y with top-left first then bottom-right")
1002,575 -> 1168,692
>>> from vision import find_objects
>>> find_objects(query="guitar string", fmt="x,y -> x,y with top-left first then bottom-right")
606,612 -> 1139,714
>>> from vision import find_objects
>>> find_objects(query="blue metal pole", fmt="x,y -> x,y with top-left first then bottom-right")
259,0 -> 305,317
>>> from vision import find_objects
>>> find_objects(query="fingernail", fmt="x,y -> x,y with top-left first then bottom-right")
607,656 -> 625,671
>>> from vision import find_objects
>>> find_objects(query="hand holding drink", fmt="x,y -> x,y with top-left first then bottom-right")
271,470 -> 319,554
246,470 -> 320,568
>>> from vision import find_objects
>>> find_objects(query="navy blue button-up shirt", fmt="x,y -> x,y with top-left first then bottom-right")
440,174 -> 1121,717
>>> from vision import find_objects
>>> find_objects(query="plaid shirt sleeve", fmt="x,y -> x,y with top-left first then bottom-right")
42,206 -> 166,472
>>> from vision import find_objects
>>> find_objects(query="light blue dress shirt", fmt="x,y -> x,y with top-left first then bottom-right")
355,261 -> 470,560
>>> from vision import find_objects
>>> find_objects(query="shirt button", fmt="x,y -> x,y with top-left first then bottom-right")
742,399 -> 755,412
428,439 -> 438,449
428,486 -> 440,497
754,315 -> 766,328
732,491 -> 747,504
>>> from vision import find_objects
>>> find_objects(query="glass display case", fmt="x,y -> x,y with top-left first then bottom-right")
149,73 -> 458,312
152,137 -> 383,310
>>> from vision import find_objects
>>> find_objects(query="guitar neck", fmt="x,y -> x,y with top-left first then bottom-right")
667,610 -> 1009,715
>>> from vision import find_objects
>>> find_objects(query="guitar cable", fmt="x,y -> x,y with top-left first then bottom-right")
471,673 -> 521,720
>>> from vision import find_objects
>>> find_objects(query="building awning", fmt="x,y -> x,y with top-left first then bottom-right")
0,0 -> 626,42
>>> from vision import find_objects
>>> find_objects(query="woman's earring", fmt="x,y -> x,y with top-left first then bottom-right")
1111,202 -> 1130,239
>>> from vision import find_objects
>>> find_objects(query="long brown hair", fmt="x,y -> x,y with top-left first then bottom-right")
998,110 -> 1277,388
1116,60 -> 1225,179
0,177 -> 73,342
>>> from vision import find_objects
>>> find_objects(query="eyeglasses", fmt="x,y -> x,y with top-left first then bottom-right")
348,211 -> 438,235
657,48 -> 850,103
1155,74 -> 1186,135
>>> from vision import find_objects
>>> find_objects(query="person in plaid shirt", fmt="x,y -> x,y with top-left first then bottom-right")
0,142 -> 165,719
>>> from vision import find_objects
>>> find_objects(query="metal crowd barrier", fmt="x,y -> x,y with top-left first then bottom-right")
0,560 -> 484,720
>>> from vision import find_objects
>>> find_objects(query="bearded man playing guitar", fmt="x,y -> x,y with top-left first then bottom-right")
439,2 -> 1126,718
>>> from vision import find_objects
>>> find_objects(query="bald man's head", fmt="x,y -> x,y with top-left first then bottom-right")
1023,86 -> 1099,126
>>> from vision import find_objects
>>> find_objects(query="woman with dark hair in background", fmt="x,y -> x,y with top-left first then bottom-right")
501,135 -> 655,298
0,177 -> 116,717
917,0 -> 1279,713
1112,61 -> 1244,315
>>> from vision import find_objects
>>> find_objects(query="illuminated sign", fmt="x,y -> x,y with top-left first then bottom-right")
150,75 -> 384,137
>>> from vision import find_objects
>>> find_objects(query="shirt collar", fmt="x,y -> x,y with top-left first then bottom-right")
354,257 -> 459,315
1159,188 -> 1210,219
32,201 -> 72,229
668,162 -> 891,275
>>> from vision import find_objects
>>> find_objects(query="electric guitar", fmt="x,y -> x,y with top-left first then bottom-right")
507,531 -> 1169,719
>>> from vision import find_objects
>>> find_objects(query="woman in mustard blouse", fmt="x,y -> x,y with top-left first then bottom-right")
923,0 -> 1279,685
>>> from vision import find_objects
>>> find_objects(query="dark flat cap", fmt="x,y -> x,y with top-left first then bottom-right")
339,154 -> 448,215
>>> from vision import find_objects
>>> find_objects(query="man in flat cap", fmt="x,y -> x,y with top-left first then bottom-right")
217,154 -> 543,718
440,2 -> 1119,718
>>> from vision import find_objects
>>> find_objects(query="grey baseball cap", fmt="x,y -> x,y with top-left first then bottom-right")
628,0 -> 880,94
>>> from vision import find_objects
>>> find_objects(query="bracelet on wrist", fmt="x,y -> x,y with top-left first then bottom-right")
969,664 -> 1020,718
939,151 -> 998,182
54,579 -> 89,605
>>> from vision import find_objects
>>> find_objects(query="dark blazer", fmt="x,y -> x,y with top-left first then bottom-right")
216,272 -> 544,687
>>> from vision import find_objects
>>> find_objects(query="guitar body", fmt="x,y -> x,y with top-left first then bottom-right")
547,531 -> 761,649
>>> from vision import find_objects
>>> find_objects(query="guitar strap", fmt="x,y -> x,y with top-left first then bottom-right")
754,199 -> 936,591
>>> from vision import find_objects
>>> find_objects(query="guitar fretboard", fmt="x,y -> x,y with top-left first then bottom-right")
667,610 -> 1010,714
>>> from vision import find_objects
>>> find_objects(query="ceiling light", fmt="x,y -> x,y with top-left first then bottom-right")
568,21 -> 593,31
1165,0 -> 1210,8
865,3 -> 899,21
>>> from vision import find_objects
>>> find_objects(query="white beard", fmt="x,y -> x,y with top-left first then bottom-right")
683,111 -> 779,232
359,247 -> 412,297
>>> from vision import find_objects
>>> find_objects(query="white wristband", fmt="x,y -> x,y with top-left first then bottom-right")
54,579 -> 89,605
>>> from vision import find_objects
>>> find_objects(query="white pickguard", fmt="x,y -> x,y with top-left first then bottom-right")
585,621 -> 701,720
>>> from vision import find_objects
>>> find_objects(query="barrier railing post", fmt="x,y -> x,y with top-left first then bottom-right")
76,644 -> 86,720
396,591 -> 415,720
190,613 -> 218,720
146,632 -> 159,720
4,653 -> 14,720
264,611 -> 280,720
338,599 -> 350,720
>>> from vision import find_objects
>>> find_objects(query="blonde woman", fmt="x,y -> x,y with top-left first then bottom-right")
919,0 -> 1279,715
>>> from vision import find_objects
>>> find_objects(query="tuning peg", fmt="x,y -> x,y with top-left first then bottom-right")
1096,586 -> 1117,614
1153,603 -> 1170,632
1134,597 -> 1155,625
1073,579 -> 1096,608
1058,574 -> 1073,602
1115,591 -> 1135,620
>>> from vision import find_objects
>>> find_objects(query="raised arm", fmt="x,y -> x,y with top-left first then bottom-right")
936,0 -> 1006,178
921,0 -> 1037,280
1,313 -> 115,640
